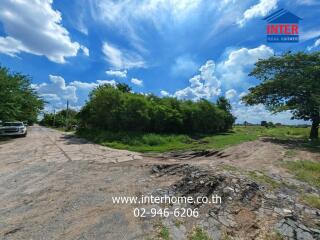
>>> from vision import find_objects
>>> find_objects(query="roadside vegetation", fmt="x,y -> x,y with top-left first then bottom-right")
77,125 -> 312,153
77,83 -> 235,134
40,109 -> 78,131
0,66 -> 44,124
74,82 -> 317,153
188,227 -> 211,240
301,194 -> 320,209
282,160 -> 320,188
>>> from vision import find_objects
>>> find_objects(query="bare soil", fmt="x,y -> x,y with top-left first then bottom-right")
0,126 -> 319,240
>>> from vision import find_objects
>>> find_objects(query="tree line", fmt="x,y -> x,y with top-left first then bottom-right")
0,66 -> 44,124
40,109 -> 78,129
77,84 -> 236,134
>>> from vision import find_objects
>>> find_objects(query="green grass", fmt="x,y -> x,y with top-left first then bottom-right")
188,227 -> 211,240
284,149 -> 297,158
301,194 -> 320,209
263,231 -> 285,240
282,160 -> 320,188
159,226 -> 170,240
77,126 -> 313,153
248,171 -> 281,190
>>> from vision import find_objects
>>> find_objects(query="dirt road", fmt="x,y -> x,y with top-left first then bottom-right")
0,126 -> 172,239
1,126 -> 319,240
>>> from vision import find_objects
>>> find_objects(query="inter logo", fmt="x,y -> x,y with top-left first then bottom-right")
264,9 -> 302,43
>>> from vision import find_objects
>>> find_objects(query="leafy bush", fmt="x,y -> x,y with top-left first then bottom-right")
40,109 -> 78,129
77,84 -> 235,134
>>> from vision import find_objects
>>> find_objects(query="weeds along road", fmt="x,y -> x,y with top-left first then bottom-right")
0,125 -> 174,240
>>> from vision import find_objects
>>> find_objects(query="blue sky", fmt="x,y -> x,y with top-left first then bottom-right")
0,0 -> 320,124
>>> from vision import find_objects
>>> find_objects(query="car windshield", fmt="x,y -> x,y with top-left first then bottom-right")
3,122 -> 24,127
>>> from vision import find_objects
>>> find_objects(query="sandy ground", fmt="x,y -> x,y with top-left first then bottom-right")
0,126 -> 319,240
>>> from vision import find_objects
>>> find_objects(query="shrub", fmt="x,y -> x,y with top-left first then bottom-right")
77,84 -> 236,134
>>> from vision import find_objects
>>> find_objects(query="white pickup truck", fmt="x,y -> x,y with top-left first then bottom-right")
0,122 -> 27,137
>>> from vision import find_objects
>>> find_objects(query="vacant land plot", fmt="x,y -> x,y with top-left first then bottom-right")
77,126 -> 316,153
1,126 -> 319,240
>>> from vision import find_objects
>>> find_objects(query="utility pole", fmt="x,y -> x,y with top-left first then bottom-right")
53,109 -> 56,127
66,100 -> 69,130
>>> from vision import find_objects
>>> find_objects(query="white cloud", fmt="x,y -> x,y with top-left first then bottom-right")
217,45 -> 274,88
307,38 -> 320,51
39,93 -> 61,102
0,0 -> 87,63
106,69 -> 127,78
239,91 -> 247,98
80,46 -> 90,56
0,37 -> 25,57
225,89 -> 237,99
70,79 -> 117,90
91,0 -> 201,35
233,103 -> 308,125
102,42 -> 146,70
171,55 -> 198,76
172,45 -> 273,101
160,90 -> 170,97
237,0 -> 278,27
37,75 -> 78,103
131,78 -> 143,86
300,29 -> 320,41
96,80 -> 117,87
34,76 -> 118,111
174,60 -> 221,100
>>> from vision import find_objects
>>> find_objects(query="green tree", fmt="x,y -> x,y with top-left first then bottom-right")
116,83 -> 131,93
217,96 -> 232,112
78,84 -> 235,134
40,109 -> 78,128
0,66 -> 44,123
242,52 -> 320,139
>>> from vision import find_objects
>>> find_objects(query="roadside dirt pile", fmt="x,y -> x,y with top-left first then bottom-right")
151,164 -> 320,240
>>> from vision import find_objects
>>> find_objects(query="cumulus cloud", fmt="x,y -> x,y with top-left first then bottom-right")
160,90 -> 170,97
33,75 -> 118,112
35,75 -> 78,103
131,78 -> 143,86
106,69 -> 127,78
96,80 -> 117,87
0,0 -> 88,63
102,42 -> 146,70
172,45 -> 273,101
217,45 -> 274,88
237,0 -> 278,27
225,89 -> 237,99
174,60 -> 221,100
